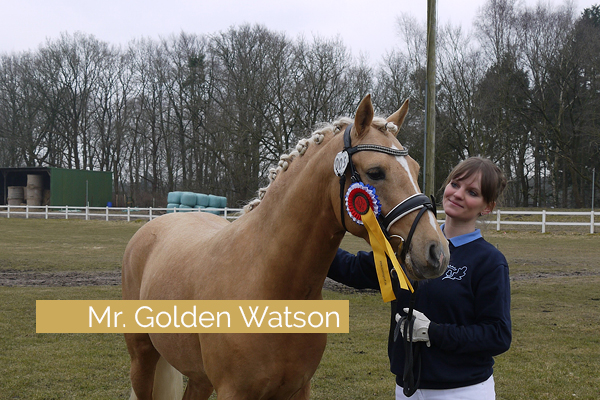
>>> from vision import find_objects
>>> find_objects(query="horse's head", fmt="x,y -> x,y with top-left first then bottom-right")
334,95 -> 449,280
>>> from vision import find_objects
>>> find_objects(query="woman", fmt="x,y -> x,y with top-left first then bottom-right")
328,157 -> 511,399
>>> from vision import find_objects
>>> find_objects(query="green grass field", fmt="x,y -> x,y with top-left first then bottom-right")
0,218 -> 141,272
0,217 -> 599,399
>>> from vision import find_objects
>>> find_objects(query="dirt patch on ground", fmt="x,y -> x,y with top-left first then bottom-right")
509,270 -> 600,281
1,270 -> 599,288
0,270 -> 122,287
0,270 -> 363,290
322,278 -> 379,294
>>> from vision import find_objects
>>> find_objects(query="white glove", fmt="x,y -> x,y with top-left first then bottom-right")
395,308 -> 431,347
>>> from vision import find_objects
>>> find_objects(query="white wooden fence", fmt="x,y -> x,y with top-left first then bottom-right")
0,205 -> 598,233
0,205 -> 243,222
487,209 -> 598,234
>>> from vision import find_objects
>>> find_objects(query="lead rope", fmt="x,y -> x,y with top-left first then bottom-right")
401,281 -> 421,397
391,205 -> 430,397
391,271 -> 421,397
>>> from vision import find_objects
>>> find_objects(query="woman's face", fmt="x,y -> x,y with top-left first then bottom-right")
443,172 -> 493,224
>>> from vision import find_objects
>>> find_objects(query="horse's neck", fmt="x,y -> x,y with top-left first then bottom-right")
240,144 -> 345,299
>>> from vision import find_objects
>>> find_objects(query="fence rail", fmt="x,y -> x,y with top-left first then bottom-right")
486,209 -> 599,234
0,205 -> 598,233
0,205 -> 244,222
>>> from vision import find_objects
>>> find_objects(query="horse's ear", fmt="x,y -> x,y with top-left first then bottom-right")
386,99 -> 409,137
354,94 -> 374,138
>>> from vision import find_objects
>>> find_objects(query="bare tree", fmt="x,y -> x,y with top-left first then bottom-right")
516,2 -> 577,207
2,5 -> 598,209
207,25 -> 282,202
0,53 -> 45,166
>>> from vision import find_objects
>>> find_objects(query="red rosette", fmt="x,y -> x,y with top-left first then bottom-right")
345,182 -> 381,225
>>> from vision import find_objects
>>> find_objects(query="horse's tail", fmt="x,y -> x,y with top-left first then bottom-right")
129,357 -> 184,400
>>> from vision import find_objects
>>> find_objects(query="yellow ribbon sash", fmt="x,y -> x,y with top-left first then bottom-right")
362,207 -> 414,302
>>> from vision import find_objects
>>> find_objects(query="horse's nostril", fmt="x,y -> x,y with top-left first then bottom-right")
427,242 -> 448,274
429,243 -> 440,267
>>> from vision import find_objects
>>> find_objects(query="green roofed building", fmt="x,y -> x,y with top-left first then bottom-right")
0,167 -> 113,207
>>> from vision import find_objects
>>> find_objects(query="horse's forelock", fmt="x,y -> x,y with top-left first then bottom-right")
372,117 -> 399,135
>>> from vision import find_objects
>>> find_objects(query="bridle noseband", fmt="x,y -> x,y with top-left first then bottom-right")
335,124 -> 436,262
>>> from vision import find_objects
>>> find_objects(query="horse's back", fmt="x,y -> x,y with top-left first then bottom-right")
122,211 -> 230,300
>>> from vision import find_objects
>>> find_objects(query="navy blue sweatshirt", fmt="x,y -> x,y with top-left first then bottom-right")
328,229 -> 511,389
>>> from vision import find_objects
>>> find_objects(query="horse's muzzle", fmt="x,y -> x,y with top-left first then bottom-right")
403,240 -> 448,281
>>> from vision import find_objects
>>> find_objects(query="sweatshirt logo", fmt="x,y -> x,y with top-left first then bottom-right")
442,265 -> 467,281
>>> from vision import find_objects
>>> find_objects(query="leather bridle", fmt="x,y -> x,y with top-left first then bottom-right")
334,124 -> 436,262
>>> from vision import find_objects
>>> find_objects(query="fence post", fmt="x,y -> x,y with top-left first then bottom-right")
26,205 -> 29,219
7,205 -> 10,219
542,210 -> 546,233
496,209 -> 501,231
65,205 -> 69,220
591,210 -> 595,234
85,205 -> 89,221
127,207 -> 131,222
106,206 -> 109,222
45,205 -> 49,219
149,207 -> 153,221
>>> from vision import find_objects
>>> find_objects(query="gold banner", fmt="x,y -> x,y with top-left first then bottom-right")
36,300 -> 349,333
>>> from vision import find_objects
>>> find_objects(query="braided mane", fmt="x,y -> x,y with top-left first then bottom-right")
242,116 -> 400,214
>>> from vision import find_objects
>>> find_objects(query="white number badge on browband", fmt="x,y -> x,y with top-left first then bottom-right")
333,151 -> 349,177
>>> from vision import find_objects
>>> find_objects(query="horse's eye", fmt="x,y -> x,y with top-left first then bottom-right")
366,168 -> 385,181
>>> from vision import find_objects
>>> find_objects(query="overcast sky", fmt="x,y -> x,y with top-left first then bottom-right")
2,0 -> 597,63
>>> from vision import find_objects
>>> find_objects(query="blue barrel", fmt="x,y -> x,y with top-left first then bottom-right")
208,195 -> 220,207
196,193 -> 209,207
180,192 -> 197,207
167,191 -> 183,204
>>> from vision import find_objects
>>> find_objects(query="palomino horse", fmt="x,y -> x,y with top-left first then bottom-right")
122,95 -> 450,399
